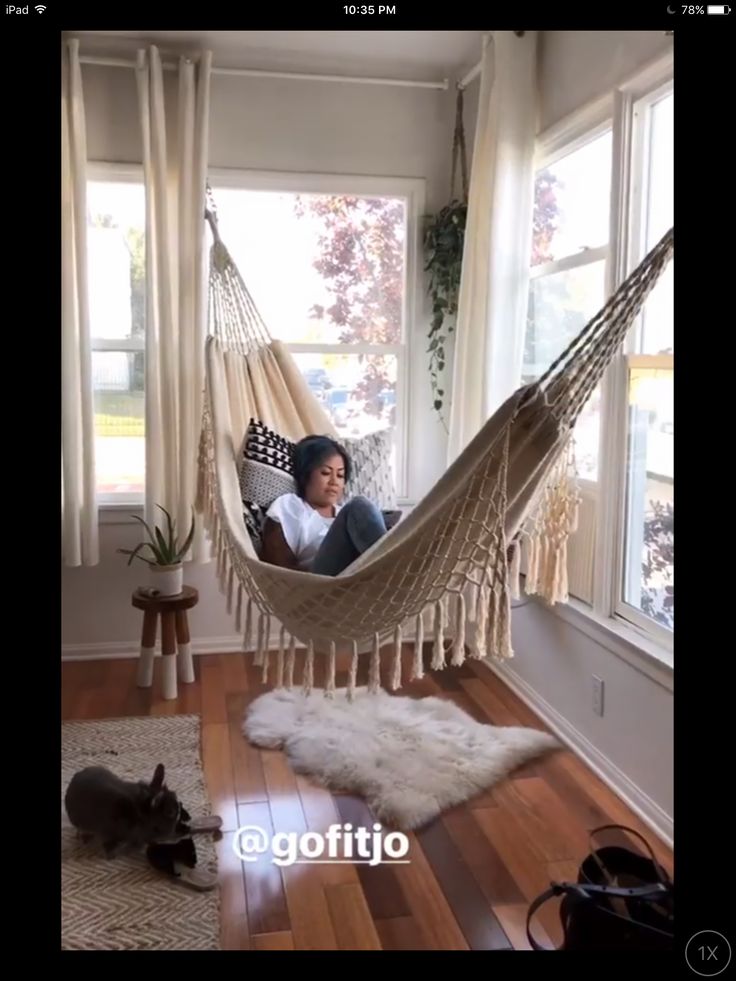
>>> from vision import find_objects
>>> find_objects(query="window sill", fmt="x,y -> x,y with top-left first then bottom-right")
99,502 -> 144,525
525,591 -> 673,692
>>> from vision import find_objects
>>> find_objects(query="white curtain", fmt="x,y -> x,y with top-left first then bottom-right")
447,31 -> 538,465
62,37 -> 98,566
135,46 -> 212,562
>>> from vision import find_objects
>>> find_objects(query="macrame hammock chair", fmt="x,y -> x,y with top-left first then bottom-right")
196,204 -> 673,698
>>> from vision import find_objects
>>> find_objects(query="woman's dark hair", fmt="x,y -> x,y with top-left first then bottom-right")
292,435 -> 352,499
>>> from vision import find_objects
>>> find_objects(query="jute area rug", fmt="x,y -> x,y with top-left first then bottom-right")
61,714 -> 220,950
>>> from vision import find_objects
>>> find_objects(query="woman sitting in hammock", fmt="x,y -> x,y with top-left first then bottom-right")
260,435 -> 388,575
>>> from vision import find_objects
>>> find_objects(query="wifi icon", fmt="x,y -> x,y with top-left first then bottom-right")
35,4 -> 46,11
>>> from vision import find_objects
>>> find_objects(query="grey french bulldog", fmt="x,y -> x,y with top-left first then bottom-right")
64,763 -> 182,857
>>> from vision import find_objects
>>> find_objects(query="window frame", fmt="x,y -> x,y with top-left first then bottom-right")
87,161 -> 146,510
601,67 -> 674,650
207,167 -> 424,504
529,52 -> 674,654
531,108 -> 614,495
89,164 -> 424,511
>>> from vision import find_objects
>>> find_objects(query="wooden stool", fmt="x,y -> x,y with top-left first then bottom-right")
132,586 -> 198,700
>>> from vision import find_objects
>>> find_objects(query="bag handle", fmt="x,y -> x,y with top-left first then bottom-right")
526,880 -> 672,951
588,824 -> 672,886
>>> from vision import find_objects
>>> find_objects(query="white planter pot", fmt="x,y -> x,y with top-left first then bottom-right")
149,563 -> 183,597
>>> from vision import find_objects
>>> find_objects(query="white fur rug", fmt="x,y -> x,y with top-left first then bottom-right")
243,687 -> 560,830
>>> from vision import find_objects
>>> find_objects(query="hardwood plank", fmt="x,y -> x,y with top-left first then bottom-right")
430,663 -> 476,692
473,805 -> 564,945
416,670 -> 488,724
95,660 -> 138,717
219,652 -> 249,694
175,675 -> 201,716
79,659 -> 112,690
468,660 -> 547,728
390,831 -> 469,950
441,806 -> 524,904
227,692 -> 268,803
547,859 -> 580,882
334,794 -> 410,920
493,903 -> 556,951
216,831 -> 251,950
260,750 -> 309,834
325,883 -> 382,950
149,693 -> 179,716
200,655 -> 228,724
295,774 -> 358,886
253,931 -> 294,950
415,817 -> 512,949
67,687 -> 105,720
261,751 -> 339,950
461,677 -> 523,727
201,722 -> 239,833
375,916 -> 427,951
236,801 -> 290,936
466,788 -> 500,810
553,753 -> 674,875
61,664 -> 87,719
491,776 -> 589,862
536,753 -> 612,831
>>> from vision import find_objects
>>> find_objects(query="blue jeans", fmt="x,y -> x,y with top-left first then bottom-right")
311,496 -> 387,576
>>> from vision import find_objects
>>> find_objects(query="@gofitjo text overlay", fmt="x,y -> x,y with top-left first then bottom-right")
232,822 -> 411,866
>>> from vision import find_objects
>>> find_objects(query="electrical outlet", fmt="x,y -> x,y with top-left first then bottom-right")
592,676 -> 605,716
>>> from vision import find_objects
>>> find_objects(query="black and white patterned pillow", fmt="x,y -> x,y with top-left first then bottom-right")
238,420 -> 296,551
238,420 -> 398,550
343,429 -> 397,510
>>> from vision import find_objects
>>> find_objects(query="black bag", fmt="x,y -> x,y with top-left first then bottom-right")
526,824 -> 674,951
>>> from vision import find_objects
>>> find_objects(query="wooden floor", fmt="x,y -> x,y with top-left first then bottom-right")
62,647 -> 673,951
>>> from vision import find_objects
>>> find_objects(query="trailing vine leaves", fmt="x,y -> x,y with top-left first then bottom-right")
423,199 -> 467,431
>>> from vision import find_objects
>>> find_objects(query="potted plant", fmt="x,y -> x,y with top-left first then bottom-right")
422,84 -> 469,431
118,504 -> 195,597
423,198 -> 467,431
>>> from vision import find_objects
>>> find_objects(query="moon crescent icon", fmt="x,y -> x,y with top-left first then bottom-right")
667,5 -> 676,11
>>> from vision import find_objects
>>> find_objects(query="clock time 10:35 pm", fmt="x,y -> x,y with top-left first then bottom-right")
343,5 -> 397,13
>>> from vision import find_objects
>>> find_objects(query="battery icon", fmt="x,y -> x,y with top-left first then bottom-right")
707,4 -> 730,12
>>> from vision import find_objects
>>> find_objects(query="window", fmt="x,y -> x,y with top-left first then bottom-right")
617,87 -> 674,636
526,58 -> 673,649
87,166 -> 145,504
526,128 -> 613,482
209,172 -> 420,500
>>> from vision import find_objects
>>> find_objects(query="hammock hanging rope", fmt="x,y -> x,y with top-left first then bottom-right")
196,211 -> 673,696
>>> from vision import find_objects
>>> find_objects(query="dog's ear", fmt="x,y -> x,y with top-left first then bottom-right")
150,764 -> 165,793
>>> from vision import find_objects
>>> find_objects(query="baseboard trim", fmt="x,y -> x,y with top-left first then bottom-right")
61,624 -> 425,662
481,659 -> 673,849
62,635 -> 257,661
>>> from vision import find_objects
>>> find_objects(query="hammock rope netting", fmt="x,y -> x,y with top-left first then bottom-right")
196,209 -> 673,698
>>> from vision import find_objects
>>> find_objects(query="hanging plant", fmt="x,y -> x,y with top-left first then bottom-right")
423,200 -> 467,430
423,87 -> 468,431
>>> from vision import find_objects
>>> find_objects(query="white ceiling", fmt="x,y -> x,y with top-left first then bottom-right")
71,30 -> 485,81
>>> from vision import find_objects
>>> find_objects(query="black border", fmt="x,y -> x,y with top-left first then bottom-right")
674,20 -> 731,980
4,3 -> 725,965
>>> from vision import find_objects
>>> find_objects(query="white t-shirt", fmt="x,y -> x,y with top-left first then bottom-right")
266,493 -> 342,570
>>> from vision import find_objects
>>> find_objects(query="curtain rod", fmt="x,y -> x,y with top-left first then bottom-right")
78,54 -> 449,90
458,62 -> 481,91
457,31 -> 526,90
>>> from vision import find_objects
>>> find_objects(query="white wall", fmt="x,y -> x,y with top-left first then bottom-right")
537,31 -> 672,132
63,61 -> 456,653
